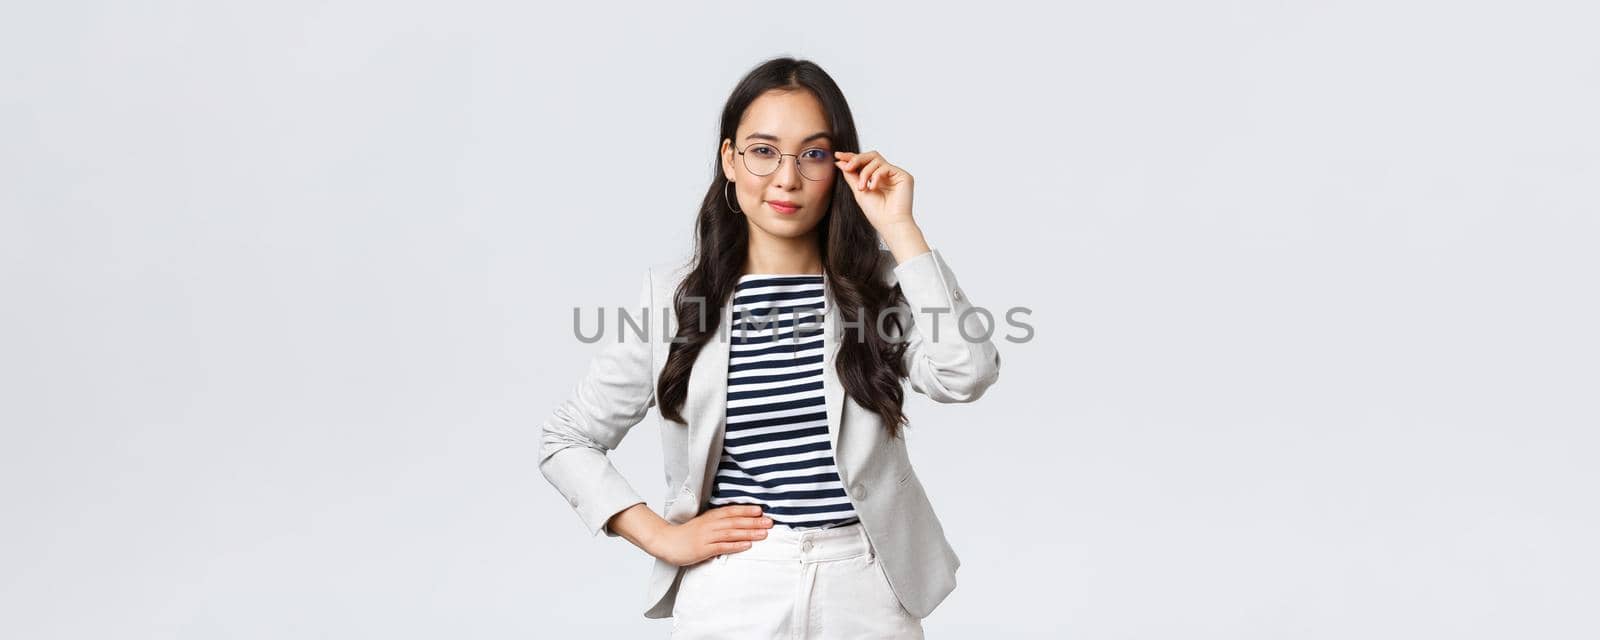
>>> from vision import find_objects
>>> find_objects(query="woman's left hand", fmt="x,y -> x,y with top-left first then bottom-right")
835,150 -> 915,232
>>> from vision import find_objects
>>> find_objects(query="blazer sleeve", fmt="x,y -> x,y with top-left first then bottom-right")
892,248 -> 1002,403
538,270 -> 658,538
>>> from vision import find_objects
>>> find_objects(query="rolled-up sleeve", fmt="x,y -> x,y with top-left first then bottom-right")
892,249 -> 1002,403
538,271 -> 658,537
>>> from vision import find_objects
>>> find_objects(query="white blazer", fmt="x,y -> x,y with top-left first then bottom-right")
539,248 -> 1001,619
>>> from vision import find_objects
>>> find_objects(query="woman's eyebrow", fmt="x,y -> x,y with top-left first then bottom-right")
745,131 -> 833,144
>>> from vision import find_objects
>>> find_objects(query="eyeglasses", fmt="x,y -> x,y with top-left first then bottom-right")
736,142 -> 836,181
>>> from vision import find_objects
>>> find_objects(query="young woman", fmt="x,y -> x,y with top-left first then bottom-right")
539,57 -> 1002,638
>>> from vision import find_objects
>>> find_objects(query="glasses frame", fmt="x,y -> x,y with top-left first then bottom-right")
735,141 -> 836,181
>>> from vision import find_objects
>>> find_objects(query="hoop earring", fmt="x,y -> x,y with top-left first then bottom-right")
724,180 -> 742,214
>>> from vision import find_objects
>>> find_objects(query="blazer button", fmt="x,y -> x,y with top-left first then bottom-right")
952,288 -> 964,302
854,483 -> 868,500
568,496 -> 579,507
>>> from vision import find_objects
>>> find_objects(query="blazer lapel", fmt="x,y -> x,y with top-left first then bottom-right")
683,291 -> 731,504
684,277 -> 846,506
820,276 -> 845,467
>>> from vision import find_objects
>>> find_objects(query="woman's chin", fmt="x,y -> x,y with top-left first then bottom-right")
752,216 -> 821,238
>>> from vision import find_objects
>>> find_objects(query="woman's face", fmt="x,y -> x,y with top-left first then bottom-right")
721,88 -> 837,241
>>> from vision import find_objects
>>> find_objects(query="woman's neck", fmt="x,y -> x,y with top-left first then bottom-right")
744,230 -> 823,276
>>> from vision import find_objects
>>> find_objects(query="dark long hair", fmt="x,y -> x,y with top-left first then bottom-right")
655,57 -> 911,439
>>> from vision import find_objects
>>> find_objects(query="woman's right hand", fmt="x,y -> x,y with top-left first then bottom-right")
650,504 -> 774,567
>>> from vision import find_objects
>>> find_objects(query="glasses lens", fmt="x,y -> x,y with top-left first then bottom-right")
742,143 -> 780,176
797,148 -> 835,181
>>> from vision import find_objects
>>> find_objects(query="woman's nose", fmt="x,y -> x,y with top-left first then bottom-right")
770,156 -> 803,190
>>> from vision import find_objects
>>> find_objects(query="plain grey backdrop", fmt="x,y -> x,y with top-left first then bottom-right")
3,1 -> 1596,638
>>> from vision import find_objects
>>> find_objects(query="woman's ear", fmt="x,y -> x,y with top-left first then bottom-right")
720,138 -> 736,182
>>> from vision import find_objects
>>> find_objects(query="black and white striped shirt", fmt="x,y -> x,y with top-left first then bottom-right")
708,273 -> 860,530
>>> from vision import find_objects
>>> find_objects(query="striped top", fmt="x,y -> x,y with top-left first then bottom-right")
707,273 -> 860,530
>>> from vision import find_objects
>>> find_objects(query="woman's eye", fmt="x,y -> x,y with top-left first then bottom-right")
802,149 -> 828,160
751,145 -> 776,156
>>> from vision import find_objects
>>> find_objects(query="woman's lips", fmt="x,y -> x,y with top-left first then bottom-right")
766,200 -> 800,215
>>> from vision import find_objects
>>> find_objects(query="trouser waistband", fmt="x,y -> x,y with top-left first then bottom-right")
715,520 -> 873,564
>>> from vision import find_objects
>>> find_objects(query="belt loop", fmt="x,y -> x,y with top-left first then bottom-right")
858,523 -> 875,562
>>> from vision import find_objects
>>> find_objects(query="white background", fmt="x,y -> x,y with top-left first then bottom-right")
3,1 -> 1596,637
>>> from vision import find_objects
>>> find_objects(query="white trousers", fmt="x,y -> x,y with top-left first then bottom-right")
669,520 -> 926,639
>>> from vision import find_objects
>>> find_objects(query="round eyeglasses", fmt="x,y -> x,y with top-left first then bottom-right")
736,142 -> 837,181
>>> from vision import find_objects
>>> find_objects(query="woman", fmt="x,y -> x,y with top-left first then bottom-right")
539,57 -> 1002,638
